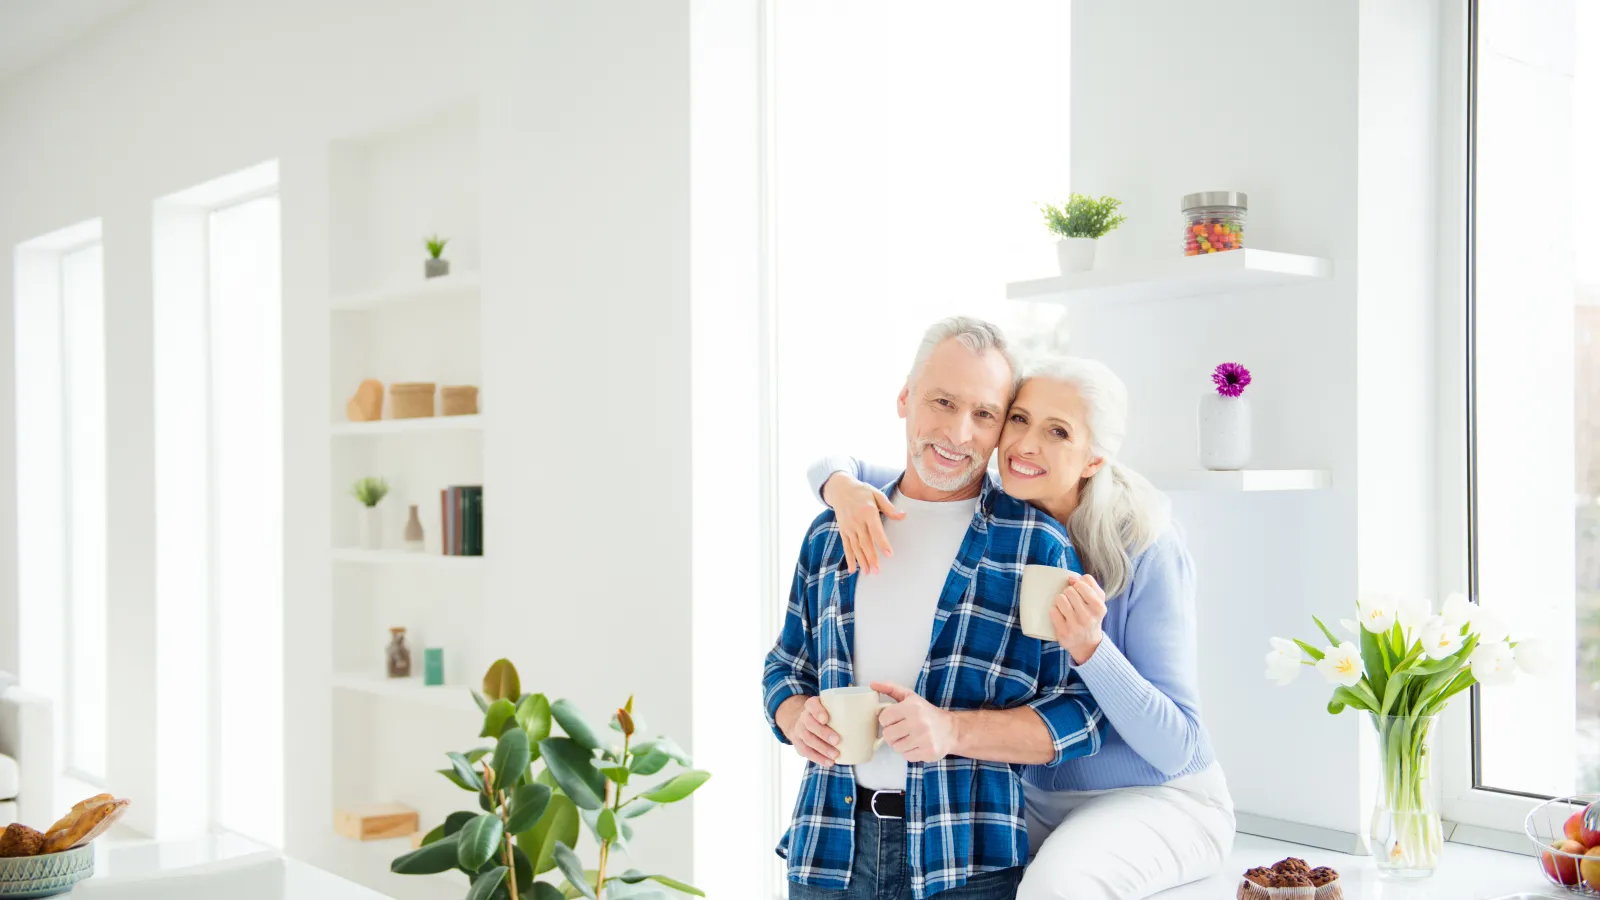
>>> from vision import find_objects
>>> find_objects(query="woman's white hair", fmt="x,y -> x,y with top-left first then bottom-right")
1021,353 -> 1170,599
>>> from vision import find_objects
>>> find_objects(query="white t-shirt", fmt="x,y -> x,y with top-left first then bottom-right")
850,490 -> 978,790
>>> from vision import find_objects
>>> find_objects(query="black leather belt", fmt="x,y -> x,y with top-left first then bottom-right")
856,787 -> 905,819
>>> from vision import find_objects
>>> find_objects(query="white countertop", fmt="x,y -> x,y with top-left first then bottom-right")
1157,833 -> 1565,899
69,832 -> 393,899
54,829 -> 1564,900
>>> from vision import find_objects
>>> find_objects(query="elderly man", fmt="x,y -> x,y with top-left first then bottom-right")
763,316 -> 1102,900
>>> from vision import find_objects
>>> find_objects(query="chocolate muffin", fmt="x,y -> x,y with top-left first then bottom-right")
1238,866 -> 1276,900
1308,867 -> 1342,900
1271,872 -> 1316,899
1238,859 -> 1335,899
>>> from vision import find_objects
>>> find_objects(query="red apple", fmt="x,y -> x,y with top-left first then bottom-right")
1566,810 -> 1587,844
1582,846 -> 1600,891
1582,803 -> 1600,847
1541,839 -> 1584,886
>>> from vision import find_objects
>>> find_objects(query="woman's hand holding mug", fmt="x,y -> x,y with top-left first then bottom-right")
821,473 -> 904,575
1050,572 -> 1107,665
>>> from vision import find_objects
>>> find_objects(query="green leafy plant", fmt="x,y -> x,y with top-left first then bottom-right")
350,477 -> 389,508
426,234 -> 450,259
1040,193 -> 1127,240
391,659 -> 709,900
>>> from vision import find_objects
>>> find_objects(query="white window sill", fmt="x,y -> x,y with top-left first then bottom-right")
1155,832 -> 1548,898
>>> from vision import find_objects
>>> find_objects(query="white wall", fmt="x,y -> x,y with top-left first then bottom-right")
2,0 -> 750,886
0,0 -> 471,860
1069,0 -> 1366,837
478,0 -> 699,879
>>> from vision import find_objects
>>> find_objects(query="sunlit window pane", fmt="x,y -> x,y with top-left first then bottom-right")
772,0 -> 1072,869
61,243 -> 107,783
207,195 -> 284,846
1473,0 -> 1589,796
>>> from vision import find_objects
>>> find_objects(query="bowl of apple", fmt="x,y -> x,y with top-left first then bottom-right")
1528,795 -> 1600,893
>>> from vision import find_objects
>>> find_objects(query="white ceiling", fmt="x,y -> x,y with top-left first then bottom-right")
0,0 -> 141,83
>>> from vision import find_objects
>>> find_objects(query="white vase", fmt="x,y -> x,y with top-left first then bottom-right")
1055,237 -> 1097,274
359,506 -> 384,550
1198,393 -> 1251,470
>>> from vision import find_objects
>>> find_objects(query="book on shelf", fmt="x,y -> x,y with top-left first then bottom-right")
439,485 -> 483,556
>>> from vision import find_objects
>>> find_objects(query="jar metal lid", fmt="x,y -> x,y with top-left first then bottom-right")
1181,191 -> 1248,211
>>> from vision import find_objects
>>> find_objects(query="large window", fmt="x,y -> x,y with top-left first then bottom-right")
207,194 -> 283,845
769,0 -> 1071,877
59,244 -> 108,784
152,161 -> 282,844
1469,0 -> 1591,803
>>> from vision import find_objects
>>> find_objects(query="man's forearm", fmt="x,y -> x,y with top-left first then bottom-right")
950,706 -> 1055,765
774,694 -> 808,740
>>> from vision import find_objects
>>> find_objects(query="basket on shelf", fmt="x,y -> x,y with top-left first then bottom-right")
389,383 -> 436,419
441,385 -> 478,417
1527,794 -> 1600,893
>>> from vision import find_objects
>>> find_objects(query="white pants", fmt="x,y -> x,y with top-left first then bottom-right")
1016,764 -> 1237,900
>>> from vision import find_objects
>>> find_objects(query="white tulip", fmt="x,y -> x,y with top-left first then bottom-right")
1397,595 -> 1432,642
1469,640 -> 1516,685
1513,637 -> 1554,678
1340,618 -> 1362,638
1472,609 -> 1510,644
1441,593 -> 1474,631
1316,641 -> 1366,687
1264,637 -> 1303,686
1358,592 -> 1397,634
1417,616 -> 1463,660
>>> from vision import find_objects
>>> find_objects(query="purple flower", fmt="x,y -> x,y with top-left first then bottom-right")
1212,362 -> 1252,398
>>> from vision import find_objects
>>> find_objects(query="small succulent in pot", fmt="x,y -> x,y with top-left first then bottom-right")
425,234 -> 451,279
1040,194 -> 1127,274
350,476 -> 390,508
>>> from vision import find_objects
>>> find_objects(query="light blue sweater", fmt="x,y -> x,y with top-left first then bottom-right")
808,457 -> 1217,791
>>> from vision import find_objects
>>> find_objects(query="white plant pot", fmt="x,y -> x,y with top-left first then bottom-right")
1056,237 -> 1098,274
1198,393 -> 1251,470
358,506 -> 384,550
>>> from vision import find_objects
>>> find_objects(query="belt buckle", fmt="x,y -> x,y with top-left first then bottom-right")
869,790 -> 902,821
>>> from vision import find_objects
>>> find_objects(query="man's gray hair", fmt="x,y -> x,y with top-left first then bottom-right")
906,316 -> 1016,387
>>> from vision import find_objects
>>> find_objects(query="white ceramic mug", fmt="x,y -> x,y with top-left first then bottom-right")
820,686 -> 894,765
1020,564 -> 1073,640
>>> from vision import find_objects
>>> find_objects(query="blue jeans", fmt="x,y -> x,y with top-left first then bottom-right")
787,807 -> 1024,900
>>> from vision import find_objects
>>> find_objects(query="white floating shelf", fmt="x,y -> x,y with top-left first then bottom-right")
330,415 -> 484,436
331,548 -> 485,567
330,272 -> 481,311
331,672 -> 475,709
1154,469 -> 1331,492
1006,249 -> 1332,306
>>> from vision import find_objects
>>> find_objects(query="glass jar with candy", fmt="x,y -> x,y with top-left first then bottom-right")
1182,191 -> 1247,256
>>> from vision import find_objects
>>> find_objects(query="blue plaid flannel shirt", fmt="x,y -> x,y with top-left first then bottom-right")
762,473 -> 1103,899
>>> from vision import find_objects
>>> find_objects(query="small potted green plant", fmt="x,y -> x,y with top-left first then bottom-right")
391,659 -> 709,900
350,476 -> 389,550
425,234 -> 451,279
1040,193 -> 1127,274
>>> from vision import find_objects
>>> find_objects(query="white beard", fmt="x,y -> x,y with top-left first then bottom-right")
910,439 -> 984,492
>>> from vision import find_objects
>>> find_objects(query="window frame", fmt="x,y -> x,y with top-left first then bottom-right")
1439,0 -> 1571,838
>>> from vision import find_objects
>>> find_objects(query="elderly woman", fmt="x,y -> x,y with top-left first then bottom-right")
809,354 -> 1234,900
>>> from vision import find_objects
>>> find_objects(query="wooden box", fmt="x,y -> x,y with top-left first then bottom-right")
335,804 -> 419,841
390,382 -> 436,419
